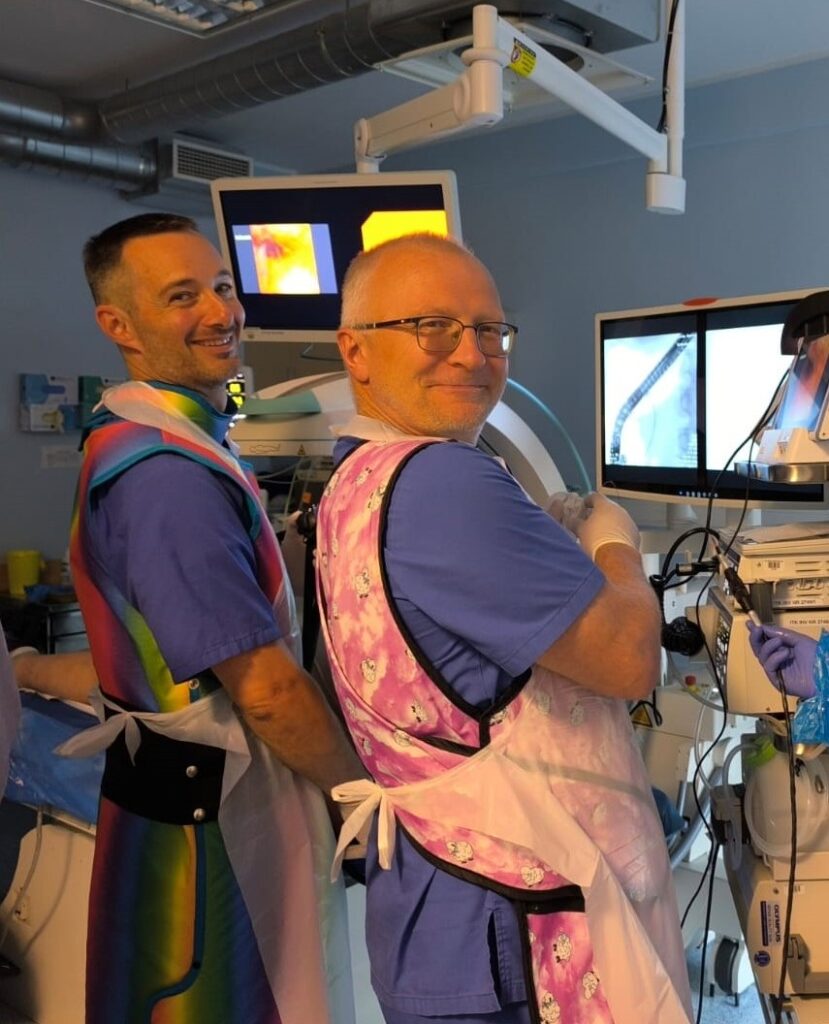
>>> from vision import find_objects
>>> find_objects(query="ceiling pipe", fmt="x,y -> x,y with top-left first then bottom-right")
0,78 -> 101,141
98,2 -> 440,144
0,131 -> 156,190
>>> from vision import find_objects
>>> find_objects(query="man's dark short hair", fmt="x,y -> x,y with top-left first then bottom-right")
83,212 -> 198,303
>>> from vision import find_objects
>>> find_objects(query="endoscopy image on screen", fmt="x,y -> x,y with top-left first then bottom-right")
603,331 -> 697,467
706,322 -> 792,469
231,223 -> 337,295
772,333 -> 829,434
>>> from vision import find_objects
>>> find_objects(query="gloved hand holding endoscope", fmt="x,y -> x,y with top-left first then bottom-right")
747,622 -> 818,699
547,491 -> 640,559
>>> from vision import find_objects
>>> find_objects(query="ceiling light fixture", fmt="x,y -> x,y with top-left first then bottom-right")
79,0 -> 275,36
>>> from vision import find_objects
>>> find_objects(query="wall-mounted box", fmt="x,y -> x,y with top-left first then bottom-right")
19,375 -> 81,433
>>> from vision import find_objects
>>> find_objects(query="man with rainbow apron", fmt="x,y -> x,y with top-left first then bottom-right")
316,234 -> 693,1024
45,213 -> 362,1024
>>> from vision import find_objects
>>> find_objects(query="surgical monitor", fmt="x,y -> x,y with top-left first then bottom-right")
595,290 -> 827,508
210,170 -> 462,345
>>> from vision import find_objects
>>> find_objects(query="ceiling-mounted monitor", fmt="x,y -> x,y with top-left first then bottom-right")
210,171 -> 462,344
595,289 -> 828,509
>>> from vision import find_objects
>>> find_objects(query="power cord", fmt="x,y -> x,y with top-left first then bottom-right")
696,839 -> 723,1024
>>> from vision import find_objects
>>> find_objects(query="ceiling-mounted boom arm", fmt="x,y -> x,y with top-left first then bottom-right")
354,1 -> 685,214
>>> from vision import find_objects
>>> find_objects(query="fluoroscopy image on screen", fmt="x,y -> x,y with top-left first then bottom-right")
604,332 -> 697,468
231,223 -> 337,295
706,323 -> 792,469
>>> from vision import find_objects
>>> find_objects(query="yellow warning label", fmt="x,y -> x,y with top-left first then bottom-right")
509,38 -> 537,78
630,705 -> 654,728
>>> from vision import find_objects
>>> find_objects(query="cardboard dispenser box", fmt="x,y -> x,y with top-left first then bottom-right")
19,374 -> 81,433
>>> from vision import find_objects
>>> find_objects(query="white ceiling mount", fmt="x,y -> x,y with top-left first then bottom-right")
378,18 -> 655,116
356,1 -> 685,214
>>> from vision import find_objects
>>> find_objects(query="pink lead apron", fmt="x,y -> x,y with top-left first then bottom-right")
317,435 -> 692,1024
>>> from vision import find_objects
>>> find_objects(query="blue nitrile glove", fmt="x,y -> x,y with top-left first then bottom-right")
746,622 -> 818,699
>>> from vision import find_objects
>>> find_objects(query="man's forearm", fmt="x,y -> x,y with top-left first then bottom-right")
538,543 -> 661,699
592,542 -> 662,693
242,676 -> 365,793
214,643 -> 365,794
12,649 -> 97,703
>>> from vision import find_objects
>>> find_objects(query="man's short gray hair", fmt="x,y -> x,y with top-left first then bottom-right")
340,233 -> 474,327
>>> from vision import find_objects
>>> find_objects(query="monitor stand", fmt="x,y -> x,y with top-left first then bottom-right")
664,503 -> 762,531
722,506 -> 762,531
665,503 -> 699,529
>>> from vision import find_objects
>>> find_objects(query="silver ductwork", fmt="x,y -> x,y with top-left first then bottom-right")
0,0 -> 659,191
98,4 -> 434,144
0,79 -> 101,142
0,131 -> 156,188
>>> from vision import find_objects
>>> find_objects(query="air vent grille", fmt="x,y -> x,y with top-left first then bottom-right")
171,138 -> 253,183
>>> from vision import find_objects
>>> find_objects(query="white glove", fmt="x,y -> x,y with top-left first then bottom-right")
546,492 -> 589,537
564,492 -> 640,560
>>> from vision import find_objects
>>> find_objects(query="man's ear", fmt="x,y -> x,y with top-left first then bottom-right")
95,304 -> 142,354
337,328 -> 369,384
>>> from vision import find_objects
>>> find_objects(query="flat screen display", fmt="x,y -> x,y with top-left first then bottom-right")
211,171 -> 462,344
596,290 -> 826,506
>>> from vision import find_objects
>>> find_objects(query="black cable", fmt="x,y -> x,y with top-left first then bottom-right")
657,526 -> 721,594
657,0 -> 681,133
695,841 -> 722,1024
703,362 -> 790,563
680,816 -> 717,930
672,549 -> 729,1016
676,626 -> 727,948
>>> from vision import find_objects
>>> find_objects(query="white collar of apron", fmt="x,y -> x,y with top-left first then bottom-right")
333,414 -> 448,444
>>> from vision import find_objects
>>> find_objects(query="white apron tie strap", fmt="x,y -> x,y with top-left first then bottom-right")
331,779 -> 398,875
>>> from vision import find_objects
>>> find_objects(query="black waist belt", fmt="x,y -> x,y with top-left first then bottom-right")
100,711 -> 225,826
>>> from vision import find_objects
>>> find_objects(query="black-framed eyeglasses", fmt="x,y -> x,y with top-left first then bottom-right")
350,315 -> 517,357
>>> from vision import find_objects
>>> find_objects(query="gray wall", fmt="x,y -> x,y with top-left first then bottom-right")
0,176 -> 216,558
2,55 -> 829,556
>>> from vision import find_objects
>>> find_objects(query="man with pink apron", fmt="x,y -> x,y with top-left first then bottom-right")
315,233 -> 692,1024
